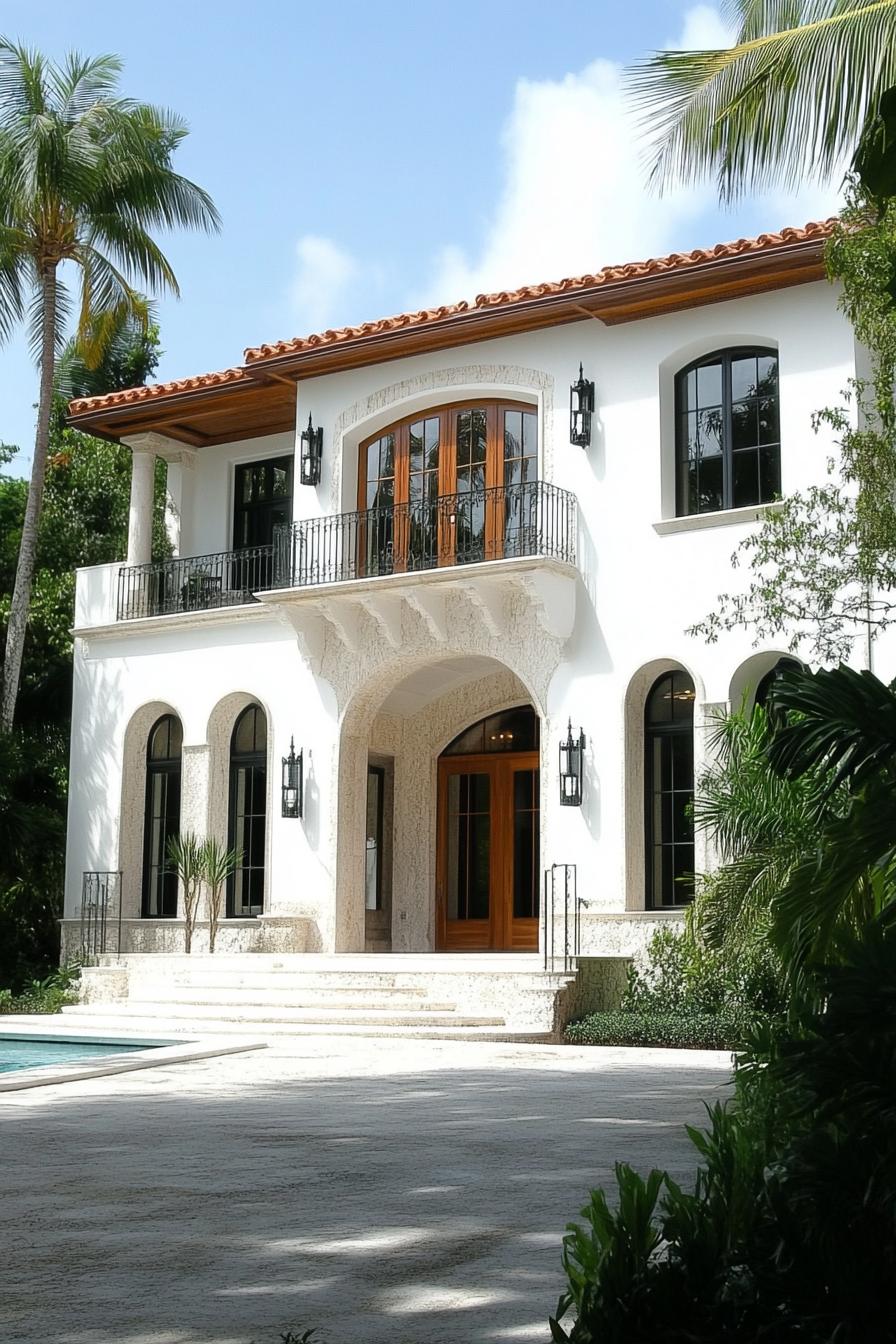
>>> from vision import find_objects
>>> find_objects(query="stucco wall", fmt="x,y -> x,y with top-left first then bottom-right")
66,277 -> 884,954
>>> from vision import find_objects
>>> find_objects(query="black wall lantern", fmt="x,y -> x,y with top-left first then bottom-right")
300,413 -> 323,486
559,720 -> 585,807
281,737 -> 303,818
569,364 -> 594,448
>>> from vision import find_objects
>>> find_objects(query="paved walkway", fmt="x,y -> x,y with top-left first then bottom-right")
1,1037 -> 730,1344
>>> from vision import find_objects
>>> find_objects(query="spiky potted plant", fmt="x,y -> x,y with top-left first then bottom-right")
166,832 -> 203,953
199,837 -> 243,954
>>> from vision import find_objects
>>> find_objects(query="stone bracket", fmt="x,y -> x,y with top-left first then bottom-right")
405,587 -> 448,642
461,579 -> 506,638
360,593 -> 404,649
272,606 -> 325,672
514,570 -> 576,640
317,598 -> 364,654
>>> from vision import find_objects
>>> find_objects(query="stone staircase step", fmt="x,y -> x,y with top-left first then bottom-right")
62,1002 -> 505,1028
39,1011 -> 550,1043
122,988 -> 457,1011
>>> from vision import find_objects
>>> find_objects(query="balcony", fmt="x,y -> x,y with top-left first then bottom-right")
274,481 -> 576,588
102,481 -> 577,645
117,544 -> 275,621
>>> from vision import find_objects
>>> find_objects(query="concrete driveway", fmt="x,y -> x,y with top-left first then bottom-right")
1,1037 -> 730,1344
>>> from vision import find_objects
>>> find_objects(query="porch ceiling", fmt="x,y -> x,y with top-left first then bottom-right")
379,656 -> 507,716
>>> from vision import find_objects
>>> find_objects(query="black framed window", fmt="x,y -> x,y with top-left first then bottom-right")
142,715 -> 182,918
442,705 -> 539,756
754,656 -> 802,711
645,671 -> 695,908
233,456 -> 293,549
676,348 -> 780,516
227,705 -> 267,918
365,765 -> 385,912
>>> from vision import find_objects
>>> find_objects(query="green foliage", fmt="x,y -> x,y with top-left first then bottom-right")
552,922 -> 896,1342
198,836 -> 242,953
564,1009 -> 748,1050
690,195 -> 896,662
626,1 -> 896,202
0,327 -> 164,986
0,964 -> 79,1014
168,831 -> 202,953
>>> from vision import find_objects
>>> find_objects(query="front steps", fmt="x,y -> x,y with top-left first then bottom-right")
65,952 -> 623,1042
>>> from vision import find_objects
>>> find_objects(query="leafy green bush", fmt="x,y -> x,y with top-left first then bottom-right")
551,920 -> 896,1343
564,1008 -> 747,1050
564,924 -> 787,1049
0,964 -> 79,1015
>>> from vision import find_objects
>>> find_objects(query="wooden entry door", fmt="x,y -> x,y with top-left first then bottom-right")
436,752 -> 540,951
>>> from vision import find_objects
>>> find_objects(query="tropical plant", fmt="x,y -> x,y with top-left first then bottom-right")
167,832 -> 203,954
0,38 -> 220,732
626,0 -> 896,202
198,837 -> 242,954
551,918 -> 896,1342
765,663 -> 896,968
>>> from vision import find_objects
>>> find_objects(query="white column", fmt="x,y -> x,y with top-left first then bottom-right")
126,447 -> 155,566
164,450 -> 197,557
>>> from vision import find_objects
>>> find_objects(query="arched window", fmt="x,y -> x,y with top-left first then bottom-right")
359,401 -> 538,573
754,656 -> 802,711
645,672 -> 695,908
442,705 -> 540,756
675,348 -> 779,517
227,704 -> 267,918
142,715 -> 182,918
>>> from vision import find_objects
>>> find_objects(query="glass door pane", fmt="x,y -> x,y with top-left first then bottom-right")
407,416 -> 440,570
511,767 -> 540,919
503,409 -> 538,559
365,766 -> 383,911
364,431 -> 396,576
445,771 -> 491,920
454,409 -> 488,564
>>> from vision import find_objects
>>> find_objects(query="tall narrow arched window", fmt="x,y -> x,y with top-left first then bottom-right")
754,656 -> 802,711
676,347 -> 779,516
227,704 -> 267,918
142,715 -> 182,918
645,671 -> 695,908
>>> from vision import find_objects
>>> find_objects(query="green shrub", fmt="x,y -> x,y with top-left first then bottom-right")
564,1008 -> 747,1051
0,964 -> 79,1015
550,920 -> 896,1343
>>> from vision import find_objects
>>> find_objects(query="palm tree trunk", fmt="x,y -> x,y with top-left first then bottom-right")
1,264 -> 58,733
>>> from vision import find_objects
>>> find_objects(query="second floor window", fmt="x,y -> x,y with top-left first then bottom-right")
675,348 -> 780,517
359,400 -> 538,571
233,455 -> 293,549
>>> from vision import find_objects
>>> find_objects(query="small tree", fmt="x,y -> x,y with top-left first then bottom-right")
198,837 -> 242,954
166,832 -> 202,954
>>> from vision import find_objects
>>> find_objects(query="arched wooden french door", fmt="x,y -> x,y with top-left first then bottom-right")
436,707 -> 540,951
360,401 -> 538,575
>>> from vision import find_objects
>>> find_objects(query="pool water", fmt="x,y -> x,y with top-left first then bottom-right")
0,1035 -> 166,1073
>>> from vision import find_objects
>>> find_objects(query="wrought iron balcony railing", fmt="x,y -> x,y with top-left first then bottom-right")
115,483 -> 576,619
117,544 -> 275,620
273,480 -> 576,589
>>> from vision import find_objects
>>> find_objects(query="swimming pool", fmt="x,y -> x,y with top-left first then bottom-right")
0,1034 -> 170,1073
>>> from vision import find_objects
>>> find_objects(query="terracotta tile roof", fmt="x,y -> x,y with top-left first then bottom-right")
242,218 -> 836,363
69,366 -> 249,415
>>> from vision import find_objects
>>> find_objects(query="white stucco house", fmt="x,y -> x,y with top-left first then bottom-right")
62,216 -> 855,986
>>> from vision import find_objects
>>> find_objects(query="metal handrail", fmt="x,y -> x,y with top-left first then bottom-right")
80,871 -> 123,960
543,864 -> 580,972
117,544 -> 275,620
274,480 -> 576,589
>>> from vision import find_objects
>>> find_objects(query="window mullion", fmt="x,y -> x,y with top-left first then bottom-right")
722,352 -> 733,511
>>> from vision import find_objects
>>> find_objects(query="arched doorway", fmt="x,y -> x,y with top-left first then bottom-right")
436,705 -> 540,950
644,670 -> 695,908
142,714 -> 183,918
227,703 -> 268,918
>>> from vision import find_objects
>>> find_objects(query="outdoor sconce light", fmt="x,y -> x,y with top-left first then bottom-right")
569,363 -> 595,448
559,720 -> 586,807
281,737 -> 303,818
300,413 -> 323,486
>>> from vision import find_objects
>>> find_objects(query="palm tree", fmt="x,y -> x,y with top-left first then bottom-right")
167,832 -> 203,954
198,837 -> 242,954
626,1 -> 896,201
0,40 -> 220,731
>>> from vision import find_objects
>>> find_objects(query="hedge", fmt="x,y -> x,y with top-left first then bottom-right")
563,1008 -> 748,1050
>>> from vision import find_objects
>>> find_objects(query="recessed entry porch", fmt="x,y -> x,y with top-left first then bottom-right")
336,654 -> 546,955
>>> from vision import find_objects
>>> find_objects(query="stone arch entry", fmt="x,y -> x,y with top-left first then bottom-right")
436,704 -> 541,951
333,652 -> 546,953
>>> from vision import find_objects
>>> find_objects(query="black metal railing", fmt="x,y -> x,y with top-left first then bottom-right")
117,545 -> 275,620
542,864 -> 581,972
80,871 -> 122,960
274,480 -> 576,589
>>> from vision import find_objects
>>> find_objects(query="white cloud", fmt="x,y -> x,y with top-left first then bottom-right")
289,234 -> 360,335
410,4 -> 840,310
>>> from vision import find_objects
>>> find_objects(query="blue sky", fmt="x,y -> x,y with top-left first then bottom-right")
0,0 -> 838,474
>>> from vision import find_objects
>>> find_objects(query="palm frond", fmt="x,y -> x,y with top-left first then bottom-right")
767,664 -> 896,792
626,0 -> 896,199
